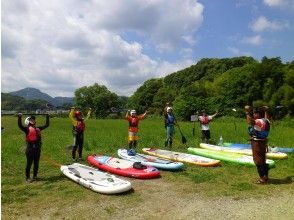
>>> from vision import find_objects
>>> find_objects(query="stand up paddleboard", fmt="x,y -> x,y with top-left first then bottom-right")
187,147 -> 275,168
223,142 -> 294,153
88,154 -> 160,179
60,163 -> 132,194
200,143 -> 288,159
117,149 -> 184,170
142,148 -> 220,167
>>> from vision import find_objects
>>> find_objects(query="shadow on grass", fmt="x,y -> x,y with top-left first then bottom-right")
268,176 -> 293,185
113,188 -> 135,196
38,174 -> 66,184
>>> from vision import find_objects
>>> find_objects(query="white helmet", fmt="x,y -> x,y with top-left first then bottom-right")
130,110 -> 136,115
167,107 -> 172,112
24,117 -> 30,126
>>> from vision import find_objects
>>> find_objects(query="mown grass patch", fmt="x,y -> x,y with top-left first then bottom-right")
1,115 -> 294,218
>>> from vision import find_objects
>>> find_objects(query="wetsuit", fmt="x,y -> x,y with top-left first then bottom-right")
18,115 -> 49,180
69,109 -> 91,160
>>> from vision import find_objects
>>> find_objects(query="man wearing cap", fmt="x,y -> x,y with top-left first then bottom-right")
18,113 -> 50,182
245,105 -> 271,184
69,107 -> 91,161
164,107 -> 176,148
125,109 -> 147,151
197,110 -> 218,143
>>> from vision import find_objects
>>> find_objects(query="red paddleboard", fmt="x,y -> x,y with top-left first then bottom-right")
87,154 -> 160,179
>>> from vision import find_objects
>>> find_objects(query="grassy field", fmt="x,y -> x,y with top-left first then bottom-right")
1,115 -> 294,219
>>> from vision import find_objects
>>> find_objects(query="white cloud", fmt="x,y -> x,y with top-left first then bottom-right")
1,0 -> 204,97
242,35 -> 263,45
263,0 -> 294,9
250,16 -> 289,32
227,47 -> 252,56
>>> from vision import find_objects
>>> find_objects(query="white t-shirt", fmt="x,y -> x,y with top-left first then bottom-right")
198,115 -> 213,130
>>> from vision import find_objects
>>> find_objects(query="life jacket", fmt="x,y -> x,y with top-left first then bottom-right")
199,116 -> 209,125
165,114 -> 175,126
248,118 -> 270,139
75,120 -> 85,133
26,126 -> 40,143
129,117 -> 139,128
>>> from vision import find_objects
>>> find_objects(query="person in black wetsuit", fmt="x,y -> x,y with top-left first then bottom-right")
18,113 -> 49,182
68,107 -> 91,161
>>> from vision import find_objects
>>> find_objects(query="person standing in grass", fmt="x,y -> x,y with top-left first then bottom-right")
125,109 -> 147,153
164,107 -> 176,148
69,107 -> 91,161
18,113 -> 50,183
196,109 -> 218,143
245,105 -> 271,184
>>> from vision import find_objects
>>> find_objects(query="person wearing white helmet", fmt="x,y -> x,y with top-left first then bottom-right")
18,113 -> 50,183
164,107 -> 176,148
125,109 -> 148,153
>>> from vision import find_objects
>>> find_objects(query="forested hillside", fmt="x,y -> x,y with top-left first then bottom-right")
127,56 -> 294,119
2,56 -> 293,119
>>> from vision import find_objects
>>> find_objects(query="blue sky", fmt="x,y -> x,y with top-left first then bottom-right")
1,0 -> 294,97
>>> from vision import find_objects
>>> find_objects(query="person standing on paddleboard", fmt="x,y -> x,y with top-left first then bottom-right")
69,107 -> 91,162
164,107 -> 176,148
196,110 -> 218,143
18,113 -> 50,183
245,105 -> 271,184
125,109 -> 147,154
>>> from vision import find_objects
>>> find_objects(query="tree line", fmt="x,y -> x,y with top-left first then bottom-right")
2,56 -> 293,119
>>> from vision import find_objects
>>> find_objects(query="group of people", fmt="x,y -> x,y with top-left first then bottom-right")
163,103 -> 218,148
18,103 -> 271,184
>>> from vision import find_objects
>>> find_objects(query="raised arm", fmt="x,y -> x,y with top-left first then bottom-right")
69,107 -> 77,126
84,108 -> 92,121
17,113 -> 27,133
211,112 -> 218,118
125,110 -> 130,119
38,114 -> 50,130
244,105 -> 255,126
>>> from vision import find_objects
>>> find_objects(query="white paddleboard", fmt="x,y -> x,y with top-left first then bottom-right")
60,163 -> 132,194
118,149 -> 184,170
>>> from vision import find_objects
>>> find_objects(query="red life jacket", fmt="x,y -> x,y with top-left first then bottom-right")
76,120 -> 85,133
26,126 -> 40,142
200,116 -> 209,125
129,117 -> 139,128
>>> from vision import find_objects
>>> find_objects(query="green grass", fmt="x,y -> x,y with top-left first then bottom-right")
1,115 -> 294,218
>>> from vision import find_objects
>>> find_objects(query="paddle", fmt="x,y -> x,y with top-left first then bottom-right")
232,108 -> 237,131
175,123 -> 187,144
171,113 -> 187,145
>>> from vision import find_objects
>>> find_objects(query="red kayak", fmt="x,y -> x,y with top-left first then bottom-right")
87,154 -> 160,179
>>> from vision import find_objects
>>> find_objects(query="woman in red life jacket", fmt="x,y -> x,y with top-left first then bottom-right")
197,109 -> 218,143
18,113 -> 49,182
69,107 -> 91,161
245,105 -> 271,184
125,109 -> 147,152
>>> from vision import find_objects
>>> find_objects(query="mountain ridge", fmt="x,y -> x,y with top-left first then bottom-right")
9,87 -> 74,107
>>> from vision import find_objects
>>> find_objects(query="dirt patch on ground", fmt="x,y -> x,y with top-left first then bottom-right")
4,176 -> 293,220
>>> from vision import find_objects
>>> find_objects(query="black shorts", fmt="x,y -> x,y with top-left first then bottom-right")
201,130 -> 211,140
